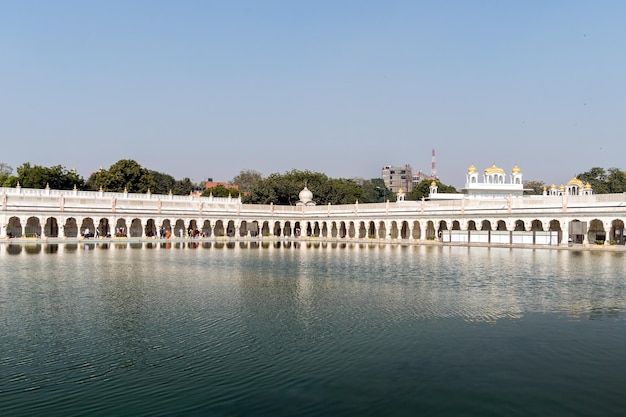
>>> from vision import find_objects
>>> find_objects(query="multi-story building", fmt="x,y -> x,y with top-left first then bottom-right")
382,164 -> 413,193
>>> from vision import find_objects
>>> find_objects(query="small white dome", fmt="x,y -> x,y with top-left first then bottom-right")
299,186 -> 313,203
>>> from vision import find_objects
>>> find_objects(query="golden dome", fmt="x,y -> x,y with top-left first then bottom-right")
398,188 -> 403,194
550,184 -> 556,189
585,182 -> 592,189
567,177 -> 583,186
511,165 -> 521,174
468,164 -> 477,173
431,180 -> 437,187
559,184 -> 565,191
484,164 -> 505,175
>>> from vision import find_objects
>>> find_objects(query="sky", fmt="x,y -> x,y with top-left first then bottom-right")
2,0 -> 625,188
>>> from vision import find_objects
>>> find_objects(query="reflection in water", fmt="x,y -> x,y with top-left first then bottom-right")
1,244 -> 626,417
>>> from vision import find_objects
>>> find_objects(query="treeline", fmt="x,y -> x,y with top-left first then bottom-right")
2,159 -> 623,204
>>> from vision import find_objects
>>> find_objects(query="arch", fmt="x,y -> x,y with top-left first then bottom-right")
25,217 -> 42,238
202,220 -> 212,237
272,221 -> 281,237
162,219 -> 172,236
339,221 -> 347,238
568,219 -> 584,244
358,221 -> 367,238
368,221 -> 376,238
390,221 -> 399,239
44,217 -> 59,237
115,219 -> 128,237
400,221 -> 410,239
321,222 -> 328,238
514,220 -> 525,231
226,220 -> 236,237
313,221 -> 321,237
412,221 -> 421,239
144,219 -> 156,237
530,219 -> 544,231
189,220 -> 199,236
610,219 -> 625,244
250,221 -> 260,237
452,220 -> 461,231
284,221 -> 292,237
7,216 -> 22,238
588,219 -> 605,243
294,221 -> 302,237
64,218 -> 78,238
377,221 -> 386,239
172,219 -> 185,237
98,218 -> 111,237
261,221 -> 270,237
425,221 -> 436,239
549,219 -> 562,244
467,220 -> 477,231
346,222 -> 355,238
130,218 -> 143,238
80,218 -> 96,237
481,220 -> 492,231
239,220 -> 248,237
496,220 -> 507,231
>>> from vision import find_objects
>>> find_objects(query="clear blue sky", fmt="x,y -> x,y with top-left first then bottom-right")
2,0 -> 625,188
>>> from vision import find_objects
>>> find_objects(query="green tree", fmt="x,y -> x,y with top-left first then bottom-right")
149,170 -> 176,194
16,163 -> 84,190
172,177 -> 195,195
576,167 -> 608,194
523,180 -> 546,195
406,179 -> 457,201
85,159 -> 155,193
230,169 -> 263,194
606,168 -> 626,193
360,178 -> 392,203
201,184 -> 240,198
0,163 -> 12,175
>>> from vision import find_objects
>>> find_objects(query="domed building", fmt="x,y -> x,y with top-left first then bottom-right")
296,186 -> 316,206
429,164 -> 526,200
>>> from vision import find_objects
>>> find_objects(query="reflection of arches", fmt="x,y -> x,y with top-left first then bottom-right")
514,220 -> 525,231
44,217 -> 59,237
496,220 -> 507,231
531,220 -> 543,231
64,218 -> 78,237
412,221 -> 421,239
7,217 -> 22,238
588,219 -> 605,243
610,219 -> 625,244
25,217 -> 42,237
467,220 -> 477,231
481,220 -> 492,231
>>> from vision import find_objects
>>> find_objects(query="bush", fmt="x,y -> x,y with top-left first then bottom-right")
594,240 -> 605,245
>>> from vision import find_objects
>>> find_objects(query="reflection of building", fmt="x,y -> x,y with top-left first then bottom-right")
382,164 -> 413,193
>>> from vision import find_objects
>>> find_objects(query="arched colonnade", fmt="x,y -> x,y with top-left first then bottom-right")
4,214 -> 625,245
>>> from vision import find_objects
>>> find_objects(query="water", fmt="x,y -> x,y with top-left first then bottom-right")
1,242 -> 626,416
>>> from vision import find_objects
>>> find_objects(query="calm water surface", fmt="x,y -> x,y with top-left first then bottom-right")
1,242 -> 626,416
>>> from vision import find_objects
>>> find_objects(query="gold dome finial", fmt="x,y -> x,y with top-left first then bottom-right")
468,164 -> 477,173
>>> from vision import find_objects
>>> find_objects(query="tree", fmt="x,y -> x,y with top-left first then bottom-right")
16,163 -> 84,190
201,184 -> 240,198
85,159 -> 155,193
360,178 -> 392,203
172,177 -> 195,195
576,167 -> 608,194
150,170 -> 176,194
230,169 -> 263,194
523,180 -> 546,195
606,168 -> 626,193
406,179 -> 457,201
0,163 -> 12,175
